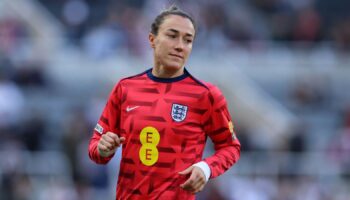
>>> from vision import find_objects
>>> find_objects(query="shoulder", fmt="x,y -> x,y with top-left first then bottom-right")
119,69 -> 149,84
203,82 -> 225,105
185,69 -> 224,98
186,74 -> 225,106
191,77 -> 223,98
185,69 -> 210,91
109,69 -> 149,96
205,82 -> 224,96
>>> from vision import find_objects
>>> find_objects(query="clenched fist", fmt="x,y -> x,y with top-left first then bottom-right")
97,132 -> 125,157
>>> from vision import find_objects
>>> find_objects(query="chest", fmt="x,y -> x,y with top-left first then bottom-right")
118,82 -> 208,138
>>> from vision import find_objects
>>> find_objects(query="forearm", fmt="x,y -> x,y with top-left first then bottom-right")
203,142 -> 241,179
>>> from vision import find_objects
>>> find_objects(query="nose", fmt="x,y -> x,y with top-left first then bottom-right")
174,39 -> 184,52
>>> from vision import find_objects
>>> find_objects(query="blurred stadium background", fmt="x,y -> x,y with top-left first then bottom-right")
1,0 -> 350,199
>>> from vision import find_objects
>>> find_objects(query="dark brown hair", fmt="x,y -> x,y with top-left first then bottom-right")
150,5 -> 196,35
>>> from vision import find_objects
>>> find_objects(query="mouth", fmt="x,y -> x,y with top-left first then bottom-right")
169,54 -> 183,59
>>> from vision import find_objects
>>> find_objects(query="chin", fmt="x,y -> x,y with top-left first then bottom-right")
164,65 -> 182,70
163,62 -> 184,70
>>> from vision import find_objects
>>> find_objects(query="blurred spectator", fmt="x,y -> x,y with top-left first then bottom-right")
0,140 -> 27,199
288,125 -> 307,153
82,10 -> 128,59
196,179 -> 227,200
61,107 -> 109,191
329,105 -> 350,173
62,107 -> 91,180
332,18 -> 350,52
20,112 -> 46,151
249,0 -> 294,41
62,0 -> 90,43
12,61 -> 47,87
293,7 -> 322,42
118,7 -> 148,56
289,75 -> 329,111
199,2 -> 231,49
234,125 -> 254,152
0,67 -> 24,129
0,18 -> 29,56
1,172 -> 32,200
0,17 -> 33,64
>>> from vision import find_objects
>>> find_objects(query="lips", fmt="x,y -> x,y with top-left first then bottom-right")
169,54 -> 183,59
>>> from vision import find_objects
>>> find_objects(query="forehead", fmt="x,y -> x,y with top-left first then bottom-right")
159,15 -> 195,36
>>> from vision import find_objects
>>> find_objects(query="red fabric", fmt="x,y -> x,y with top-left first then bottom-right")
88,69 -> 241,199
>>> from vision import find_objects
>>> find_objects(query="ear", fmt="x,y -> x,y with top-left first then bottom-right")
149,33 -> 156,49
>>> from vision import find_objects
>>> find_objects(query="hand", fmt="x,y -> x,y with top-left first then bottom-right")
179,166 -> 207,194
97,132 -> 125,157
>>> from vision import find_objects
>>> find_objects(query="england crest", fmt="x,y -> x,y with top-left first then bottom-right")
171,103 -> 188,122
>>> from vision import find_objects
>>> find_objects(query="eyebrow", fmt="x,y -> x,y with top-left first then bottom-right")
167,28 -> 194,38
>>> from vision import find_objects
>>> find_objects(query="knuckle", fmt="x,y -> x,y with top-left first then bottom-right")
98,145 -> 105,151
109,143 -> 115,148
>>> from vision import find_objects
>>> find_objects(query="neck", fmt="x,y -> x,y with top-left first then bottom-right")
152,65 -> 184,78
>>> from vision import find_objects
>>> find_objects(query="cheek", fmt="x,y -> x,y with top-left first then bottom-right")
154,40 -> 162,50
184,46 -> 192,56
154,46 -> 167,62
155,46 -> 164,57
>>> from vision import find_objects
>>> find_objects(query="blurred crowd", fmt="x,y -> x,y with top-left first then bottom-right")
39,0 -> 350,59
1,0 -> 350,199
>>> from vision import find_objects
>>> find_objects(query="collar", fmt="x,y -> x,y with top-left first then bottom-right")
146,68 -> 189,83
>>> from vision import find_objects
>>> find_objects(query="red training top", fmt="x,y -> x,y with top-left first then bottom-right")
88,68 -> 241,200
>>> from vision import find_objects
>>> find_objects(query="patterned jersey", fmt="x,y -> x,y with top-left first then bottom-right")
88,68 -> 241,200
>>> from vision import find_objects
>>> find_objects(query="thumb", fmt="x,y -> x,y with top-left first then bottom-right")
178,166 -> 193,175
119,137 -> 126,143
114,136 -> 125,147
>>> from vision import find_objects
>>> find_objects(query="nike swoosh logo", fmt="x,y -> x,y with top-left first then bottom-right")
126,106 -> 140,112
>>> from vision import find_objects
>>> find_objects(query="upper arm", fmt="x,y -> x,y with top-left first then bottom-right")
202,85 -> 238,149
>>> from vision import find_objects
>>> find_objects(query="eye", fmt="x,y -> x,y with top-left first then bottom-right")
184,38 -> 193,44
167,34 -> 176,39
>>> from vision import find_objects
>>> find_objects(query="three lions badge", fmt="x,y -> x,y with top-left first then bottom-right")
171,103 -> 188,122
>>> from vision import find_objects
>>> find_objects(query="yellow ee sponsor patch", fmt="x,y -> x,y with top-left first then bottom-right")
139,144 -> 159,166
139,126 -> 160,166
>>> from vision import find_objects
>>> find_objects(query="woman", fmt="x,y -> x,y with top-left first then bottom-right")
88,5 -> 241,200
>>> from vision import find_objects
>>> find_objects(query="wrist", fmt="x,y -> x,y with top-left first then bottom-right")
98,148 -> 115,157
192,161 -> 211,182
